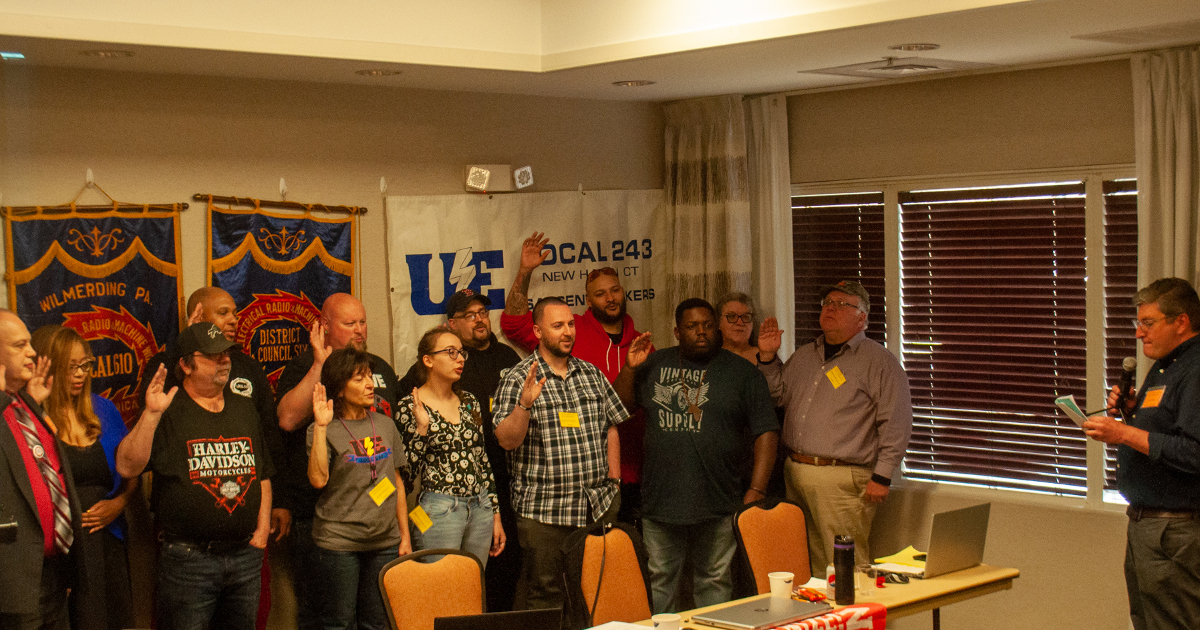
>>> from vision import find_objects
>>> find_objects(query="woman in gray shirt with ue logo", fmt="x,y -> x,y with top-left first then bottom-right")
309,348 -> 412,630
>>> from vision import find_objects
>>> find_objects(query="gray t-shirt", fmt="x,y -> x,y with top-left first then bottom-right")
307,410 -> 407,552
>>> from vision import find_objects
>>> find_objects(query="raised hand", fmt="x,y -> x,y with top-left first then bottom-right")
144,363 -> 179,414
519,363 -> 547,409
411,387 -> 432,435
626,332 -> 653,369
758,317 -> 783,360
26,356 -> 53,404
312,383 -> 334,427
187,302 -> 205,326
520,231 -> 551,271
310,320 -> 332,364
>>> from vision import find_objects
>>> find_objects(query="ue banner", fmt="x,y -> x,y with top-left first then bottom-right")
4,208 -> 183,423
208,203 -> 355,388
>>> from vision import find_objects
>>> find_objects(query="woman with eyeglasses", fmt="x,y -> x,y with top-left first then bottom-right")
30,325 -> 135,630
715,293 -> 761,363
397,326 -> 505,566
309,347 -> 412,630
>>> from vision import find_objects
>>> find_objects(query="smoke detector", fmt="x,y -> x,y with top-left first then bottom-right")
803,56 -> 994,79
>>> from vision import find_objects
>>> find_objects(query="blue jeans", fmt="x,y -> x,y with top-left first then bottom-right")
314,545 -> 399,630
642,516 -> 736,614
412,491 -> 495,568
156,541 -> 264,630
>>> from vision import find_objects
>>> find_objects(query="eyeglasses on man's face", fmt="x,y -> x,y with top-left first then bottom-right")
454,309 -> 489,322
723,313 -> 753,324
1133,316 -> 1176,331
821,298 -> 862,312
429,347 -> 468,361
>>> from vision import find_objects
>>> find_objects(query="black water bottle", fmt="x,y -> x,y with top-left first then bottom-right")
833,535 -> 856,605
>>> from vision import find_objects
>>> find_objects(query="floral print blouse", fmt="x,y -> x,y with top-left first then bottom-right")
397,390 -> 500,513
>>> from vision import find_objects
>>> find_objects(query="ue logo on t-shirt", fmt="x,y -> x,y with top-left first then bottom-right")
345,435 -> 392,465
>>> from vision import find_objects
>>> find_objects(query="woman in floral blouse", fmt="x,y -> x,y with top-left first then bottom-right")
397,326 -> 506,566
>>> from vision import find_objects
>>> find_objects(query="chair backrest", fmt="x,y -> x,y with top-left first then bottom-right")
733,497 -> 811,594
562,521 -> 653,629
379,548 -> 486,630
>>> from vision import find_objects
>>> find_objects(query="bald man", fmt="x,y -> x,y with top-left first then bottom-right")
273,293 -> 400,630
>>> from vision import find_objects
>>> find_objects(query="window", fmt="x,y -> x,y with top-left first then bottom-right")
791,192 -> 886,346
899,181 -> 1089,496
1102,179 -> 1138,493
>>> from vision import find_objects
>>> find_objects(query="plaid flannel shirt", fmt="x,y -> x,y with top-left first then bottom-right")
493,351 -> 629,526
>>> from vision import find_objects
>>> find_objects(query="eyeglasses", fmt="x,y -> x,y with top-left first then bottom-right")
723,313 -> 753,324
429,347 -> 468,361
586,267 -> 619,283
453,309 -> 489,322
68,359 -> 96,375
821,298 -> 862,312
1133,316 -> 1176,330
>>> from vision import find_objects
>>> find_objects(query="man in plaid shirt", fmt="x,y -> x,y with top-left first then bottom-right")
494,297 -> 629,611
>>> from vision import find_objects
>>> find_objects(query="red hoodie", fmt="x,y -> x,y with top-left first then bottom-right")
500,308 -> 652,484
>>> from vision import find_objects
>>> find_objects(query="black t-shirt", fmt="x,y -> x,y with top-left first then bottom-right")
274,347 -> 400,519
149,391 -> 275,541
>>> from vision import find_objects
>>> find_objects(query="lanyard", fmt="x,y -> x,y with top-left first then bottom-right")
338,412 -> 380,480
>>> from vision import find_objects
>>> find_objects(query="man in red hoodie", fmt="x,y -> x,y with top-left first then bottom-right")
501,232 -> 652,526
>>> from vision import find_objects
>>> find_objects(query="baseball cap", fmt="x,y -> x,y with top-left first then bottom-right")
445,289 -> 492,318
820,280 -> 871,313
177,322 -> 236,356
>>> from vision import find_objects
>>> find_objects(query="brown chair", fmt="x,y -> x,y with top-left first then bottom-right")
733,497 -> 812,594
562,521 -> 653,629
378,548 -> 485,630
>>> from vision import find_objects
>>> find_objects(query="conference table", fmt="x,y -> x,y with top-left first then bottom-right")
636,564 -> 1020,629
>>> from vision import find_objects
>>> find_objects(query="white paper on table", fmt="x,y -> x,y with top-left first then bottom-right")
586,622 -> 649,630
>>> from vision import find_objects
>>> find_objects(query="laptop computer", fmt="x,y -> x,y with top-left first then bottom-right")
433,607 -> 562,630
920,502 -> 991,578
691,596 -> 833,630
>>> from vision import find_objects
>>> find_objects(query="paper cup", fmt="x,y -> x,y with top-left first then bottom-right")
652,613 -> 682,630
768,571 -> 795,598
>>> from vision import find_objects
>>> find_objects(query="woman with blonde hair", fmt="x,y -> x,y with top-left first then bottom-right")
30,325 -> 136,630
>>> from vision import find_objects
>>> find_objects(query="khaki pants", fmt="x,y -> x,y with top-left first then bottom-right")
782,458 -> 876,576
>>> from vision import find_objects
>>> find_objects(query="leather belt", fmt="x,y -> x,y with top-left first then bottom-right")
162,534 -> 252,555
788,452 -> 857,467
1127,506 -> 1200,521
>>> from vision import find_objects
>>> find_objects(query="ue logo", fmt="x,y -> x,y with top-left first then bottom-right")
406,248 -> 505,316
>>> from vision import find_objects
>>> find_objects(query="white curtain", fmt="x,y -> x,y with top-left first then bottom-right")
1132,46 -> 1200,286
662,95 -> 752,307
745,93 -> 796,356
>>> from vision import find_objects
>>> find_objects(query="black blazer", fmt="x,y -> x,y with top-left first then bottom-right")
0,389 -> 86,615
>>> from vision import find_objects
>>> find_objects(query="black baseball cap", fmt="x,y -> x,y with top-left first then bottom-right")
177,322 -> 236,355
445,290 -> 492,318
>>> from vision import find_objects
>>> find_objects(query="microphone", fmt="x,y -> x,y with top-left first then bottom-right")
1115,356 -> 1137,420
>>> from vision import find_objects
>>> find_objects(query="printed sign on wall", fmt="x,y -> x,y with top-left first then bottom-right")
5,209 -> 183,422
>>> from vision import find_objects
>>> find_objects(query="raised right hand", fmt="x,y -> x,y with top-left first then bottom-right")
187,303 -> 205,326
520,231 -> 551,271
626,332 -> 653,369
145,363 -> 179,414
519,363 -> 547,409
758,317 -> 783,359
312,383 -> 334,427
310,320 -> 332,364
411,387 -> 432,433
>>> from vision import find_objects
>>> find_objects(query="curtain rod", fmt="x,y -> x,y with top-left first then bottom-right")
195,194 -> 367,215
1,203 -> 186,217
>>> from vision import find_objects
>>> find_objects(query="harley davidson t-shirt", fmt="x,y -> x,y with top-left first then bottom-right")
148,391 -> 275,541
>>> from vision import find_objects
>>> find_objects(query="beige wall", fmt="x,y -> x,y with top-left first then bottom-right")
789,59 -> 1136,630
789,59 -> 1135,183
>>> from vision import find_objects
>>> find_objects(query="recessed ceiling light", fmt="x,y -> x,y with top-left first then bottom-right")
612,80 -> 656,87
1,51 -> 25,60
355,69 -> 401,77
888,43 -> 940,52
79,50 -> 134,58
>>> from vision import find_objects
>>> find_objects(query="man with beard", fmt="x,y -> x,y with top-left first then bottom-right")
493,297 -> 628,611
501,232 -> 652,525
758,281 -> 912,574
117,323 -> 273,630
274,293 -> 401,630
396,289 -> 523,611
615,298 -> 778,614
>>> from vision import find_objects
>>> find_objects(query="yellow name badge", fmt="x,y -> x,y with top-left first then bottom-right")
558,411 -> 581,428
368,476 -> 396,506
409,506 -> 433,533
826,366 -> 847,389
1141,386 -> 1166,409
489,397 -> 494,413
